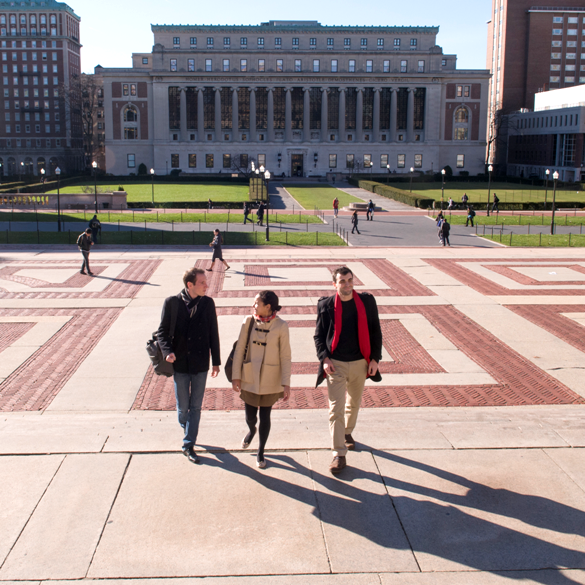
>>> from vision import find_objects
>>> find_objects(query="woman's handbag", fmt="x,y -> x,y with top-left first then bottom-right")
225,317 -> 254,383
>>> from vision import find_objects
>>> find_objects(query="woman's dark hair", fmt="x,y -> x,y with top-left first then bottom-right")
257,290 -> 281,313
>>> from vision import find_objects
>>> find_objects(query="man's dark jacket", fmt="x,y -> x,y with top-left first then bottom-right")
157,293 -> 221,375
77,233 -> 92,251
313,292 -> 383,387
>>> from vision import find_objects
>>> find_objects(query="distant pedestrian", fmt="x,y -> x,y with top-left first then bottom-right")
435,212 -> 444,227
256,202 -> 265,226
333,197 -> 339,219
208,198 -> 213,210
243,202 -> 252,224
448,197 -> 455,210
351,210 -> 361,234
77,227 -> 94,276
492,193 -> 500,213
436,214 -> 444,245
466,205 -> 475,227
366,199 -> 375,221
206,229 -> 230,272
441,219 -> 451,246
88,214 -> 101,244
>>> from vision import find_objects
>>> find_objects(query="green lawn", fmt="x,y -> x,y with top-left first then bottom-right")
283,184 -> 363,210
481,233 -> 585,247
432,212 -> 585,227
45,183 -> 250,203
1,210 -> 321,224
397,182 -> 585,204
0,230 -> 344,246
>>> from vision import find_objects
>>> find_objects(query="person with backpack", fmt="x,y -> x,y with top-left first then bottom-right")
466,205 -> 476,227
436,214 -> 444,245
441,219 -> 451,246
461,193 -> 469,206
156,267 -> 221,464
88,215 -> 101,244
256,202 -> 265,226
492,193 -> 500,213
77,228 -> 94,275
366,199 -> 375,221
206,229 -> 230,272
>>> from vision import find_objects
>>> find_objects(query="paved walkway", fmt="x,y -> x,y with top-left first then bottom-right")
1,246 -> 585,584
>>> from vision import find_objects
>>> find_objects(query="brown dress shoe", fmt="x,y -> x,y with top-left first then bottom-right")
345,434 -> 355,450
329,456 -> 346,474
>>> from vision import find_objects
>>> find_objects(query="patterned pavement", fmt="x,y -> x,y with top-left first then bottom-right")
2,248 -> 585,413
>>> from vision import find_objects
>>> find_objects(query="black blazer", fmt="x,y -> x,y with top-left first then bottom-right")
157,293 -> 221,375
313,292 -> 383,387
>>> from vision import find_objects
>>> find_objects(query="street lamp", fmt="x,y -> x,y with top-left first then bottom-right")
487,164 -> 493,217
551,170 -> 559,235
150,168 -> 155,204
386,163 -> 390,184
264,169 -> 271,241
40,168 -> 45,193
55,166 -> 61,232
440,168 -> 446,210
409,167 -> 414,193
20,161 -> 24,183
92,161 -> 98,213
545,168 -> 550,207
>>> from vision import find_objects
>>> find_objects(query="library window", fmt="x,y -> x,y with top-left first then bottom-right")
171,154 -> 179,168
400,60 -> 407,72
188,59 -> 195,72
258,59 -> 265,72
329,154 -> 337,168
206,154 -> 214,168
241,37 -> 247,46
292,37 -> 299,46
276,59 -> 283,72
173,37 -> 180,46
205,59 -> 212,72
189,154 -> 196,168
313,59 -> 320,72
366,60 -> 372,72
361,38 -> 367,47
456,154 -> 465,168
190,37 -> 196,46
349,59 -> 355,72
170,59 -> 177,72
383,60 -> 390,72
394,38 -> 400,47
310,37 -> 316,46
397,154 -> 405,168
240,59 -> 247,72
223,59 -> 229,72
377,38 -> 384,47
127,153 -> 135,168
410,39 -> 417,47
344,38 -> 351,47
331,59 -> 338,72
295,59 -> 301,72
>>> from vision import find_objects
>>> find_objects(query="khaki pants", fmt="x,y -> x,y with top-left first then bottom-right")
326,358 -> 368,457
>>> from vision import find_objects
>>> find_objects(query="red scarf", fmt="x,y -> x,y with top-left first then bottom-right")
331,291 -> 371,365
254,312 -> 277,323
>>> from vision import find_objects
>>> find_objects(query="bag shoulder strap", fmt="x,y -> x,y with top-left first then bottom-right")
243,316 -> 254,361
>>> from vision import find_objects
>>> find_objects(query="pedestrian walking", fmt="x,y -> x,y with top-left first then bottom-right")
256,201 -> 265,226
466,205 -> 475,227
351,210 -> 360,234
333,197 -> 339,219
492,193 -> 500,213
88,214 -> 101,244
243,202 -> 252,224
461,193 -> 469,206
77,227 -> 94,275
366,199 -> 375,221
441,219 -> 451,246
436,215 -> 444,245
314,266 -> 382,474
206,229 -> 230,272
447,197 -> 455,210
156,267 -> 221,464
231,290 -> 291,469
208,198 -> 213,210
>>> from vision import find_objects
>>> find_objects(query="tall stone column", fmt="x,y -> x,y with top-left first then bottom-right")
356,88 -> 363,142
232,87 -> 239,140
338,87 -> 346,142
321,87 -> 328,141
285,87 -> 292,142
214,87 -> 222,136
389,88 -> 397,142
249,87 -> 256,142
373,88 -> 380,143
303,87 -> 311,141
197,88 -> 204,141
407,87 -> 415,142
267,88 -> 274,142
180,87 -> 187,141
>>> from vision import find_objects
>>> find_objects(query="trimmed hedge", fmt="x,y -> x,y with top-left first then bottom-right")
349,178 -> 435,209
128,200 -> 248,209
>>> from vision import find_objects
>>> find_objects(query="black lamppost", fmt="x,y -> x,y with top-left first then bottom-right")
386,163 -> 390,184
550,170 -> 559,235
20,161 -> 24,183
40,168 -> 45,193
409,166 -> 414,192
264,168 -> 271,241
487,164 -> 493,217
92,160 -> 98,213
55,166 -> 61,232
545,168 -> 550,207
150,168 -> 155,204
440,168 -> 446,210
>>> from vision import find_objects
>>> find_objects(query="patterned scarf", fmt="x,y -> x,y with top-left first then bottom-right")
253,312 -> 277,323
331,291 -> 371,366
181,289 -> 201,318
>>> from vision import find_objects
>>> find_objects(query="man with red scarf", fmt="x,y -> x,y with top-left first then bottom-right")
314,266 -> 382,474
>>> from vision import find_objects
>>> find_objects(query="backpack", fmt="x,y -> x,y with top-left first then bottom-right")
146,298 -> 179,377
469,209 -> 476,217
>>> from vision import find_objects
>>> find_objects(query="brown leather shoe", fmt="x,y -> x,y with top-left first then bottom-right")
345,434 -> 355,450
329,456 -> 346,474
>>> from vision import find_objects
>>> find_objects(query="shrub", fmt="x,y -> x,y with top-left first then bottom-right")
138,163 -> 147,175
348,178 -> 434,208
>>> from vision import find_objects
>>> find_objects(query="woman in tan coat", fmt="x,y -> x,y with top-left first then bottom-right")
231,290 -> 291,468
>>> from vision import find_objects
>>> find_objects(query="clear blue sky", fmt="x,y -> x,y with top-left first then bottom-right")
77,0 -> 490,73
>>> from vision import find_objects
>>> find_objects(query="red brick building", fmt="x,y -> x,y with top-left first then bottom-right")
0,0 -> 82,179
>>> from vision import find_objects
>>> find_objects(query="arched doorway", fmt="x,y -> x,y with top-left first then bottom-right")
49,157 -> 59,175
7,157 -> 16,176
36,157 -> 46,176
24,157 -> 34,176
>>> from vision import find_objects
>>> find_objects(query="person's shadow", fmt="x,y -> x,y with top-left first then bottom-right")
196,448 -> 585,582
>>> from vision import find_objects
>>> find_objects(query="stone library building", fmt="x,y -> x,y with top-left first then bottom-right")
98,20 -> 490,177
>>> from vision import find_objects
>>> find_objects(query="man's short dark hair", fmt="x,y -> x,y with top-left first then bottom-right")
85,228 -> 91,234
332,266 -> 353,282
183,267 -> 205,288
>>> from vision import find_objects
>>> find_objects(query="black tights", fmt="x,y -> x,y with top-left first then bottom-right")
244,403 -> 272,461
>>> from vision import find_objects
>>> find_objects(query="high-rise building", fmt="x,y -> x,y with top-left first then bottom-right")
0,0 -> 82,179
98,21 -> 490,177
487,0 -> 585,168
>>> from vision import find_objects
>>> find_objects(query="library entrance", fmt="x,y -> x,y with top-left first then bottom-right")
291,154 -> 303,177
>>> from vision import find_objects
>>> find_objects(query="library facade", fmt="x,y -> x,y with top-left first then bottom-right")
98,21 -> 490,177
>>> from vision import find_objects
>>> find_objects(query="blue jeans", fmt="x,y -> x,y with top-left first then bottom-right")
173,371 -> 207,448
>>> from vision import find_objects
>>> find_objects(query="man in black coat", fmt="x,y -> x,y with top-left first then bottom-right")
314,266 -> 382,474
157,267 -> 221,464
